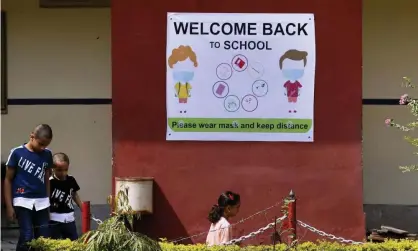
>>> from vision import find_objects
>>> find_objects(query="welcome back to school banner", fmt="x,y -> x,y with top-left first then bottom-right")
166,13 -> 316,142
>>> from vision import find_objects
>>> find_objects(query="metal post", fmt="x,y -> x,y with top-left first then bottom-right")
82,201 -> 91,234
287,190 -> 296,246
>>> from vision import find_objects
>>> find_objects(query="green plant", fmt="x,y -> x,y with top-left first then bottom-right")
80,185 -> 161,251
385,77 -> 418,172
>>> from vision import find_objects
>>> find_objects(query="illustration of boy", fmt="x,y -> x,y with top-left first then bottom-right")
279,49 -> 308,113
167,45 -> 198,104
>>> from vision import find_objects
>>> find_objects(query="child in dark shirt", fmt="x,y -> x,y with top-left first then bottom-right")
49,152 -> 82,241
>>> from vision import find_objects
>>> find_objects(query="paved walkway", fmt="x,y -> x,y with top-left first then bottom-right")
1,226 -> 19,251
1,238 -> 17,251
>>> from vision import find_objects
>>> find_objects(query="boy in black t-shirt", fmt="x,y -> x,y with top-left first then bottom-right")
49,153 -> 83,240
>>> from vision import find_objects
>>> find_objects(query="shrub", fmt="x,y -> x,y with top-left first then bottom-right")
30,238 -> 418,251
28,238 -> 85,251
80,186 -> 161,251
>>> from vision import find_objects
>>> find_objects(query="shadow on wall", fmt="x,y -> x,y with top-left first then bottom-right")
133,182 -> 189,243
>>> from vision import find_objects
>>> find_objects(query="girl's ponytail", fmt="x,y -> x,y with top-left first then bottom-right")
208,191 -> 240,224
208,204 -> 223,223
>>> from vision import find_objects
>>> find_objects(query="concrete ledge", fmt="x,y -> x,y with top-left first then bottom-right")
364,204 -> 418,233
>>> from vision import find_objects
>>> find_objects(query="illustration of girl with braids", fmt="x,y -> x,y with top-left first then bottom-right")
167,45 -> 198,104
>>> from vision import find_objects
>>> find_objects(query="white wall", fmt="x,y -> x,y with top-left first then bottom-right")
2,0 -> 417,207
1,0 -> 111,204
363,0 -> 418,205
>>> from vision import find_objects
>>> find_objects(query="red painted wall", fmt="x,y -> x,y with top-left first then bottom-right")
112,0 -> 363,243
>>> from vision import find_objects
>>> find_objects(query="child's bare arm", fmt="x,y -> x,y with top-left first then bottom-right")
45,168 -> 51,196
4,167 -> 15,213
73,192 -> 83,210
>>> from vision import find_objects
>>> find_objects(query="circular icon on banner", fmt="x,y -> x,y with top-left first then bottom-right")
216,63 -> 233,80
248,62 -> 264,79
224,95 -> 240,112
231,54 -> 248,72
241,94 -> 258,112
212,81 -> 229,98
252,80 -> 268,97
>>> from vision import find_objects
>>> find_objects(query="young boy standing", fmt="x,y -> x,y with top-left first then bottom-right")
49,152 -> 82,241
4,124 -> 53,251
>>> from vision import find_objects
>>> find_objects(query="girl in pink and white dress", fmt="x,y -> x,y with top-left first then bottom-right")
206,191 -> 241,246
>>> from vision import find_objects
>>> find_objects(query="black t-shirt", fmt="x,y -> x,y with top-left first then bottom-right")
50,175 -> 80,213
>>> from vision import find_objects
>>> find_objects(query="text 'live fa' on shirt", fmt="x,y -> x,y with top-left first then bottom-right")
50,175 -> 80,223
6,145 -> 52,211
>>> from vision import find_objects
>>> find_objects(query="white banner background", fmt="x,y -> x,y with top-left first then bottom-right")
166,13 -> 316,142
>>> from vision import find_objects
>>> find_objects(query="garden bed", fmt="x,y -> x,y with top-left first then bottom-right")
30,237 -> 418,251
